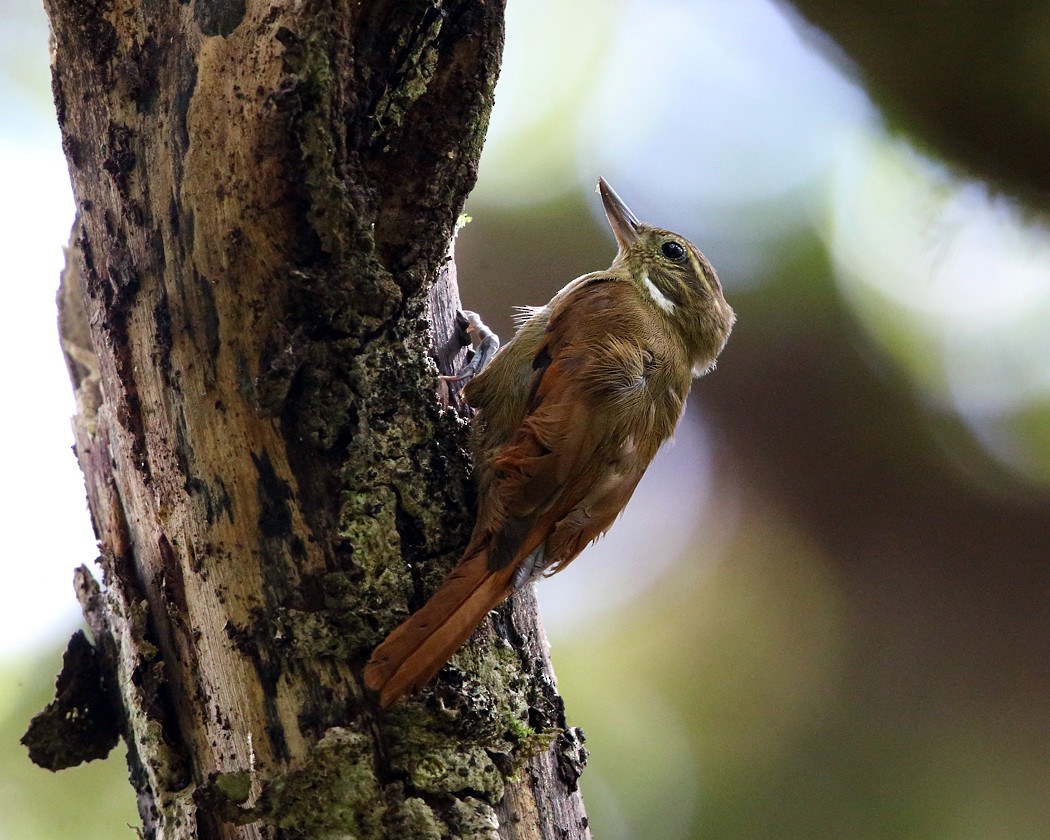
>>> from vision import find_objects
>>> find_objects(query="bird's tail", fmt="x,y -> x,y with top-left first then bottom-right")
363,550 -> 514,707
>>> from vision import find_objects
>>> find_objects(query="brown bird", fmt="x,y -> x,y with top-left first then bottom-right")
364,178 -> 735,707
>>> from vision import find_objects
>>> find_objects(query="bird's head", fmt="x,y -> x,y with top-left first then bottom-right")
598,178 -> 735,375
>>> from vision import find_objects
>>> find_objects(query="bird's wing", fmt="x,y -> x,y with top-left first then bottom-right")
484,277 -> 661,574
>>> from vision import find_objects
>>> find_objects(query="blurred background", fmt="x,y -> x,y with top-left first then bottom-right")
3,0 -> 1050,837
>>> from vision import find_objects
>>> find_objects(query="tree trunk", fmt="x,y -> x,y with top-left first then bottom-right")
25,1 -> 590,837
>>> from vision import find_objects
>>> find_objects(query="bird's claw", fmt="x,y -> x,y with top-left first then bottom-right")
441,310 -> 500,387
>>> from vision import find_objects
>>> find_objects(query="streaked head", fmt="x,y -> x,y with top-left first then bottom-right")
597,177 -> 735,374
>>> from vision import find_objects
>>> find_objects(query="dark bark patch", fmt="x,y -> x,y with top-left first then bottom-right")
193,0 -> 247,38
255,332 -> 304,416
124,35 -> 162,113
47,0 -> 118,68
244,637 -> 292,762
152,288 -> 174,383
554,728 -> 588,793
393,486 -> 426,554
190,476 -> 234,527
252,449 -> 294,538
106,240 -> 142,313
158,534 -> 189,616
297,570 -> 327,611
77,225 -> 99,293
195,270 -> 222,367
51,73 -> 68,130
171,53 -> 198,157
102,122 -> 137,199
106,318 -> 151,484
167,195 -> 181,237
157,535 -> 206,690
173,408 -> 198,491
22,631 -> 120,770
61,132 -> 83,169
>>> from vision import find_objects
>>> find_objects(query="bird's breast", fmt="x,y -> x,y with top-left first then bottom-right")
578,334 -> 688,448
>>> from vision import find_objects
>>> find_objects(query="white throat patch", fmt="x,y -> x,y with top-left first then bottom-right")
641,272 -> 675,313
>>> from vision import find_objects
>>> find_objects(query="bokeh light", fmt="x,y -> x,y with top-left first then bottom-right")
829,136 -> 1050,485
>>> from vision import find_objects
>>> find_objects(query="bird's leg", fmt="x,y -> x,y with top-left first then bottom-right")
440,309 -> 500,385
512,545 -> 546,590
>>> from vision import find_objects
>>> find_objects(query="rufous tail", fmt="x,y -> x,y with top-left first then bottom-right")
363,550 -> 514,707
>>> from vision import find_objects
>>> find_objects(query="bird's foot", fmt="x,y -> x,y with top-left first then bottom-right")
512,545 -> 546,590
440,310 -> 500,386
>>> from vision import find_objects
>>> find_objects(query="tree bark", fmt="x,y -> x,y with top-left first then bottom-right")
26,1 -> 590,837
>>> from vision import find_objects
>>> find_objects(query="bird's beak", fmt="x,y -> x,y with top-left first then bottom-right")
598,177 -> 641,254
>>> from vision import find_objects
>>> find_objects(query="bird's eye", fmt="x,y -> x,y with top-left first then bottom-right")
661,240 -> 687,262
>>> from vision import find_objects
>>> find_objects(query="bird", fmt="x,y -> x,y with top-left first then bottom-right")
364,178 -> 735,707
